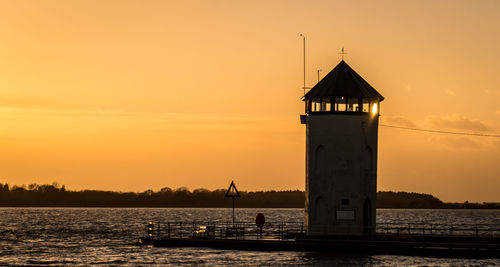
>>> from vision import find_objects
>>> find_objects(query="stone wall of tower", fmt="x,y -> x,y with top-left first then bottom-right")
305,114 -> 378,236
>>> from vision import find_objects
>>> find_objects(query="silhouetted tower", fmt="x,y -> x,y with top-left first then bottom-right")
301,60 -> 384,236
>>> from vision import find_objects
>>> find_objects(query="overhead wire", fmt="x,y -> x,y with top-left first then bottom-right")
379,124 -> 500,138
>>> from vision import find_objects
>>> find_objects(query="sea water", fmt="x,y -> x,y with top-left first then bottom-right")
0,208 -> 498,266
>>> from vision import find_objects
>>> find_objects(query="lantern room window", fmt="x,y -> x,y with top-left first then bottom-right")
362,99 -> 370,112
347,98 -> 359,112
322,98 -> 331,111
334,97 -> 346,111
311,98 -> 321,112
371,102 -> 379,115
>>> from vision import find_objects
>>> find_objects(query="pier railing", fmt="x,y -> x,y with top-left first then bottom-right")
147,221 -> 305,241
144,221 -> 500,241
378,222 -> 500,237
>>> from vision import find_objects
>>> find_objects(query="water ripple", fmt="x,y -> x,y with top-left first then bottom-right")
0,208 -> 498,266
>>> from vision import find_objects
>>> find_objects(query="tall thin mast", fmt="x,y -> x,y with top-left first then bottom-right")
300,34 -> 306,96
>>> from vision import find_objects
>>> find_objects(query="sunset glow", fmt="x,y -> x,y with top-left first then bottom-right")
0,0 -> 499,202
372,103 -> 378,116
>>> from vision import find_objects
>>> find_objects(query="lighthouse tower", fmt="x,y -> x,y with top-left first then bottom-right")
301,60 -> 384,236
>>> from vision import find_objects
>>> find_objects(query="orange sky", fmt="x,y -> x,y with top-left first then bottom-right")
0,0 -> 499,202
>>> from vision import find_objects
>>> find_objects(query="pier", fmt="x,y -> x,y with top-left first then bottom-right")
137,221 -> 500,258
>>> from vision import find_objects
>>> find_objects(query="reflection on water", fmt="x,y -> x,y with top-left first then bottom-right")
0,208 -> 498,266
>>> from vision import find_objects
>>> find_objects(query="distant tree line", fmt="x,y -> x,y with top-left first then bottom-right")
0,182 -> 497,209
377,191 -> 443,208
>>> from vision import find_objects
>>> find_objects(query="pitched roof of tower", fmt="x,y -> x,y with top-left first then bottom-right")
303,60 -> 384,101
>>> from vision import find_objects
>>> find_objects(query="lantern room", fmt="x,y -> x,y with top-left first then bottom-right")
302,60 -> 383,116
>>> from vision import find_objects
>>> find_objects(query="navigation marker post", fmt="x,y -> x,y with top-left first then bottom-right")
225,180 -> 241,226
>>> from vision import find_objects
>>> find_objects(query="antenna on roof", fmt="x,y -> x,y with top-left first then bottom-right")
299,34 -> 311,96
317,69 -> 322,82
339,46 -> 347,60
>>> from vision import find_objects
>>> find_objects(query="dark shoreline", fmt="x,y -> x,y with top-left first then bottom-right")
0,183 -> 498,209
0,206 -> 499,209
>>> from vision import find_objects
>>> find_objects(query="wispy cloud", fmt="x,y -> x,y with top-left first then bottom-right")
442,136 -> 483,150
423,114 -> 492,132
381,115 -> 417,127
445,89 -> 456,97
0,106 -> 287,130
371,114 -> 495,133
426,134 -> 499,151
484,89 -> 500,97
381,113 -> 498,151
0,107 -> 136,117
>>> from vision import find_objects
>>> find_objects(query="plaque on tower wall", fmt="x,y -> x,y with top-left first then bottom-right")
336,210 -> 355,220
